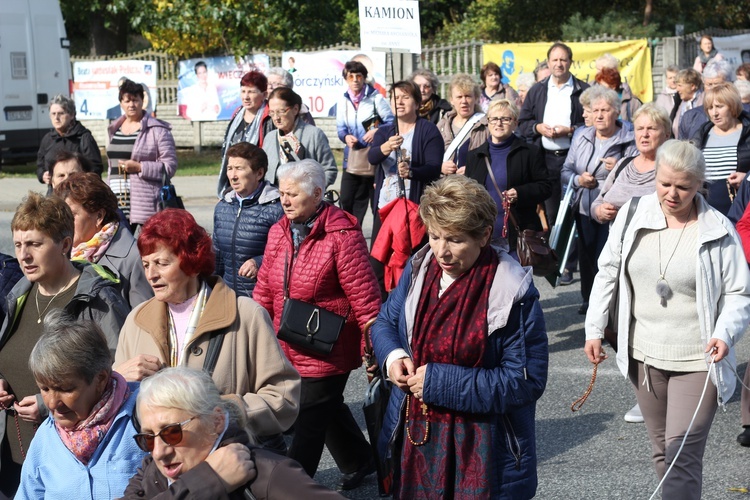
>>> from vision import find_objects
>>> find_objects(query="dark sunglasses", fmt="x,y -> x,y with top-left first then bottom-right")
133,416 -> 196,452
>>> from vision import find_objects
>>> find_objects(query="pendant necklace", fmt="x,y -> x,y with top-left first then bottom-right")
656,204 -> 693,307
35,275 -> 75,323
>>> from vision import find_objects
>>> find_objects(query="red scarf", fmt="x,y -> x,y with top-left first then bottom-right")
55,372 -> 130,465
399,246 -> 498,497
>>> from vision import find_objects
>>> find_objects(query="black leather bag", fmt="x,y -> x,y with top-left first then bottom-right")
278,298 -> 345,355
277,253 -> 346,356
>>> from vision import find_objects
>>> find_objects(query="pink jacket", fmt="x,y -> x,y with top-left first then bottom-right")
107,114 -> 177,224
254,204 -> 381,377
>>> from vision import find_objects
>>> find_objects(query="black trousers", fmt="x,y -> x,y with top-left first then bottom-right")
339,170 -> 374,228
543,149 -> 568,226
287,373 -> 372,477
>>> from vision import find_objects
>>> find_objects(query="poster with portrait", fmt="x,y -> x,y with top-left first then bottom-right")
281,50 -> 387,118
72,60 -> 157,120
177,55 -> 270,121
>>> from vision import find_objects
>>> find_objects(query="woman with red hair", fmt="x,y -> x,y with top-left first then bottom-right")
114,209 -> 300,453
217,71 -> 275,198
595,67 -> 643,122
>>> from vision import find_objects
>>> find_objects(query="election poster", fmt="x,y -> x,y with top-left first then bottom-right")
177,55 -> 270,121
483,40 -> 653,103
72,60 -> 158,120
281,50 -> 387,118
712,34 -> 750,67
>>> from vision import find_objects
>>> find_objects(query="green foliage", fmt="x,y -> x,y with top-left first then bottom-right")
561,12 -> 665,40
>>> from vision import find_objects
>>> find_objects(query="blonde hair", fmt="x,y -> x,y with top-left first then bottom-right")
632,102 -> 672,139
703,82 -> 743,119
488,99 -> 520,120
11,191 -> 73,243
419,176 -> 497,240
655,139 -> 706,184
448,74 -> 481,112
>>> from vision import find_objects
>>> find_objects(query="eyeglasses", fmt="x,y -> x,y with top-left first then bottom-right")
269,108 -> 291,117
347,74 -> 364,81
488,117 -> 514,125
133,416 -> 197,452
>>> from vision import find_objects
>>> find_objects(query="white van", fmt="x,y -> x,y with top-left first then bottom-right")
0,0 -> 71,164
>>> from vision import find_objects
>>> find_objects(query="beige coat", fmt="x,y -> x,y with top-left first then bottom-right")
437,109 -> 490,165
115,276 -> 300,436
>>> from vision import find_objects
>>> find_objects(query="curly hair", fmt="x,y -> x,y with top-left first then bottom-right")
118,79 -> 144,101
138,209 -> 215,278
595,67 -> 622,91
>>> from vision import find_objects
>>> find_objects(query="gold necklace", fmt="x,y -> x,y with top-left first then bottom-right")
35,276 -> 75,324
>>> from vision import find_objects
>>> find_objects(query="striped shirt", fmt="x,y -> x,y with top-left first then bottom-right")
704,128 -> 741,182
107,129 -> 139,175
107,128 -> 139,222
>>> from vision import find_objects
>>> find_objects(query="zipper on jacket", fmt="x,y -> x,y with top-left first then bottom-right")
230,201 -> 244,291
502,414 -> 522,470
698,254 -> 726,408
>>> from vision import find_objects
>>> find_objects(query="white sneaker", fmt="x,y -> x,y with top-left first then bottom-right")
624,404 -> 644,423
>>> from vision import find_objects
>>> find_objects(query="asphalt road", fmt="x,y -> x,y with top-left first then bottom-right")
1,175 -> 749,499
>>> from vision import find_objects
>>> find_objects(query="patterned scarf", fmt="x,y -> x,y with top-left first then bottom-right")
71,222 -> 118,263
54,372 -> 130,465
399,245 -> 498,498
291,203 -> 324,253
418,96 -> 435,120
167,280 -> 209,367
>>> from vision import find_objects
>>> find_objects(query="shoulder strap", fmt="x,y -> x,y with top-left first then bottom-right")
443,112 -> 484,162
620,196 -> 640,247
613,155 -> 635,180
484,157 -> 520,231
202,329 -> 225,376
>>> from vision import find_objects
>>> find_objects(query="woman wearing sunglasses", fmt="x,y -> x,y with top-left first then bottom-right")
123,366 -> 344,499
15,311 -> 144,500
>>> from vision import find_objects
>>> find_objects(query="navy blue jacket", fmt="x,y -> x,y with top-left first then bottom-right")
213,181 -> 284,297
372,245 -> 549,499
518,75 -> 589,147
367,118 -> 443,213
0,254 -> 22,318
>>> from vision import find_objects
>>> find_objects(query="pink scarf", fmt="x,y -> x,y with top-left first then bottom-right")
348,87 -> 366,110
71,222 -> 119,263
55,372 -> 130,465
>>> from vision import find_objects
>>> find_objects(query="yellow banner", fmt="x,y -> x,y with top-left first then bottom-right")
483,40 -> 653,103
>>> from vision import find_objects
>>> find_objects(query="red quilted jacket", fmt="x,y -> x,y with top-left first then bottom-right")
254,204 -> 381,377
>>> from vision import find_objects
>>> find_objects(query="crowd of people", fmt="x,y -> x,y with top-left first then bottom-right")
1,35 -> 750,500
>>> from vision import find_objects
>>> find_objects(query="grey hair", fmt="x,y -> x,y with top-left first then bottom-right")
276,159 -> 326,196
579,85 -> 610,108
735,79 -> 750,101
50,94 -> 76,117
703,59 -> 735,82
409,68 -> 439,94
515,73 -> 536,91
596,53 -> 619,70
666,64 -> 680,74
137,366 -> 248,431
591,87 -> 621,112
655,139 -> 706,184
632,102 -> 672,139
267,67 -> 294,88
29,309 -> 111,384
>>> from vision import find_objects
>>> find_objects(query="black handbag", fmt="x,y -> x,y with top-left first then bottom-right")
159,166 -> 184,210
362,319 -> 393,497
277,253 -> 346,356
484,158 -> 558,276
